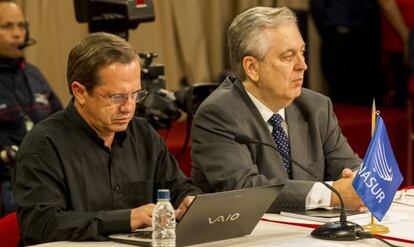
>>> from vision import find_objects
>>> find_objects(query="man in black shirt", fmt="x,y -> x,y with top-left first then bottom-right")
12,32 -> 200,245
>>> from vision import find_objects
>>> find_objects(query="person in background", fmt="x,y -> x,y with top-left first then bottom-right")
378,0 -> 414,107
0,0 -> 62,217
13,32 -> 200,245
191,6 -> 365,213
310,0 -> 384,105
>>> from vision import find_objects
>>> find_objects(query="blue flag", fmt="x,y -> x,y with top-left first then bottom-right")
352,116 -> 403,221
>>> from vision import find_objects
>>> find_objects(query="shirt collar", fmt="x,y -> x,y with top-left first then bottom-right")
246,91 -> 285,123
0,56 -> 25,71
64,98 -> 127,149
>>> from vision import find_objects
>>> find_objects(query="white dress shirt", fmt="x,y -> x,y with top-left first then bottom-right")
246,91 -> 332,209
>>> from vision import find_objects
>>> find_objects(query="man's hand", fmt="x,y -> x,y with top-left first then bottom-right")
341,168 -> 354,178
331,168 -> 367,212
130,203 -> 155,230
130,196 -> 195,230
175,196 -> 195,220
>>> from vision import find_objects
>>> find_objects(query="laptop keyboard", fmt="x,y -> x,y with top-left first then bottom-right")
128,231 -> 152,239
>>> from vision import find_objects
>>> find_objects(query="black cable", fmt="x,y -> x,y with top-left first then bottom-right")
356,231 -> 401,247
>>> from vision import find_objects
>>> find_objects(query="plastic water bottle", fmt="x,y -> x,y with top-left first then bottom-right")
152,189 -> 176,247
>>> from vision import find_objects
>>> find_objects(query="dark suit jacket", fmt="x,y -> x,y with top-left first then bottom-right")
191,77 -> 361,212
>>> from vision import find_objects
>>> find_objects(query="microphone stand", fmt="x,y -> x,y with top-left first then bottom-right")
234,135 -> 364,241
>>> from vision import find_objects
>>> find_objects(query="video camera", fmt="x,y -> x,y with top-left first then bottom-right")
73,0 -> 219,130
73,0 -> 155,40
136,52 -> 219,129
137,52 -> 181,129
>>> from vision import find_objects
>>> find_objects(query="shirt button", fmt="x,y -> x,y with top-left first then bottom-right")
114,185 -> 120,192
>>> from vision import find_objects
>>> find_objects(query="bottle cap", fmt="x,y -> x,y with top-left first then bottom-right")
157,189 -> 170,200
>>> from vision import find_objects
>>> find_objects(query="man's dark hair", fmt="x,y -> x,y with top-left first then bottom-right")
66,32 -> 138,94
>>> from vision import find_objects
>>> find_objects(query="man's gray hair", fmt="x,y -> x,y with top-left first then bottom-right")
228,6 -> 297,81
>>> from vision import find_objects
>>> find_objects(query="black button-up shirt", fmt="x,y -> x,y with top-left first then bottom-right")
13,100 -> 200,244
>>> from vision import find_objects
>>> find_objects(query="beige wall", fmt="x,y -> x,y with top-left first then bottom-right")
16,0 -> 323,105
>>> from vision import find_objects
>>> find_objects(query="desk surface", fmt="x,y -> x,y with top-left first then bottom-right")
32,192 -> 414,247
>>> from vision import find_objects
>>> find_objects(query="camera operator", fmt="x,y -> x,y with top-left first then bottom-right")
0,0 -> 62,217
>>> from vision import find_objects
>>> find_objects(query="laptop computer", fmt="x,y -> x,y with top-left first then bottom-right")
109,185 -> 283,246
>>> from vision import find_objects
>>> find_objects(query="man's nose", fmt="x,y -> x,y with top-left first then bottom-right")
12,26 -> 25,38
295,54 -> 307,71
118,96 -> 136,112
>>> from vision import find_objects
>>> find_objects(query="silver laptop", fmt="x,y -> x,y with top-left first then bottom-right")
109,185 -> 283,246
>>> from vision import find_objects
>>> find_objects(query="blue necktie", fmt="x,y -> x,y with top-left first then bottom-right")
269,114 -> 292,178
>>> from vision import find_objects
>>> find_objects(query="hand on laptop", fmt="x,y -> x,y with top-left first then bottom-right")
331,168 -> 367,212
129,196 -> 195,230
175,196 -> 195,220
130,203 -> 155,230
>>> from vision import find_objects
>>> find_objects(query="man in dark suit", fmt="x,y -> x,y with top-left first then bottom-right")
192,6 -> 365,212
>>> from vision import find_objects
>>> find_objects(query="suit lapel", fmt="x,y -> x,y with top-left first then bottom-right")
233,79 -> 278,145
233,78 -> 290,177
286,103 -> 312,180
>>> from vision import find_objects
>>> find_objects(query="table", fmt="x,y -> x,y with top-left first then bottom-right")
31,191 -> 414,247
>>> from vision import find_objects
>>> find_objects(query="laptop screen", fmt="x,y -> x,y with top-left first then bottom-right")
109,185 -> 283,246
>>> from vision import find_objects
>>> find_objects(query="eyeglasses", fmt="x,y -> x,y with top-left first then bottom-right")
93,89 -> 149,105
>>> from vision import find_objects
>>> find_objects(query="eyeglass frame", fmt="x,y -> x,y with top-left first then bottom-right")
93,89 -> 149,105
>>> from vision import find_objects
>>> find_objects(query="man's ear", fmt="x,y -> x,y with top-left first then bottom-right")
242,56 -> 260,82
71,81 -> 88,105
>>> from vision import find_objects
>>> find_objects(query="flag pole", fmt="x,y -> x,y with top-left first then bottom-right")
363,99 -> 390,234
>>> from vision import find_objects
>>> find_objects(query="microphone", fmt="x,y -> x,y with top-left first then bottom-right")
234,134 -> 364,241
18,38 -> 37,50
